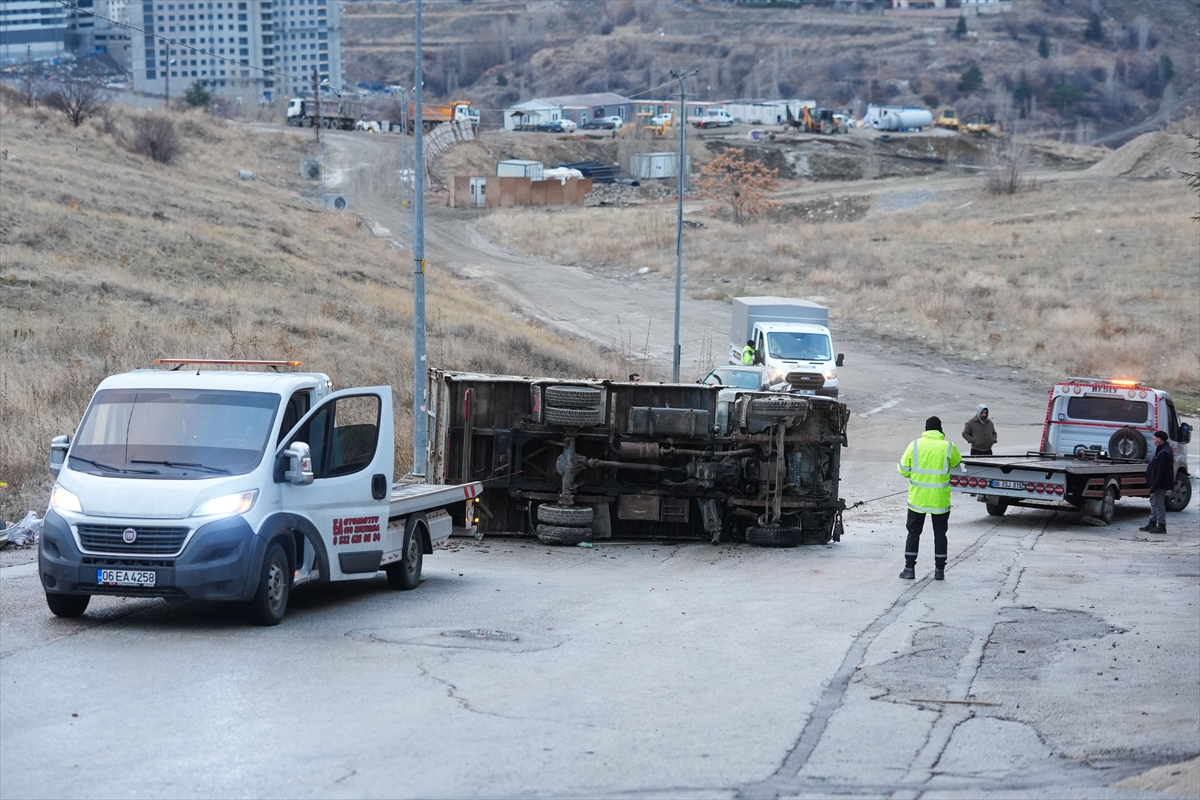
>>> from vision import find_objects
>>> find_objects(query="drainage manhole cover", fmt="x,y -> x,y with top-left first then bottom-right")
441,629 -> 521,642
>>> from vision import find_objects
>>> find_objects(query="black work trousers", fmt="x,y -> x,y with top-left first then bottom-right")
970,448 -> 993,456
904,509 -> 948,568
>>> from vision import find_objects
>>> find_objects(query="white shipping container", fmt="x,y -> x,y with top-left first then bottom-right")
495,159 -> 544,180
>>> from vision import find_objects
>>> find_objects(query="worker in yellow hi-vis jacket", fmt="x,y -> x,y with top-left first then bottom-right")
897,416 -> 962,582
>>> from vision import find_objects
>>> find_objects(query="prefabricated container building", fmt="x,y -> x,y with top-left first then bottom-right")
496,159 -> 544,180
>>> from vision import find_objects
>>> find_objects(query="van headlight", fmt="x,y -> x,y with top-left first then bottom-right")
823,368 -> 837,381
191,490 -> 258,517
50,485 -> 83,513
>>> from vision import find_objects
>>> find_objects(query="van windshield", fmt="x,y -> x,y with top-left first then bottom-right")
1067,396 -> 1148,424
766,332 -> 831,361
70,388 -> 279,478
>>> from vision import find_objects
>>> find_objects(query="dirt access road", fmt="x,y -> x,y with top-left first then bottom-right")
2,130 -> 1195,800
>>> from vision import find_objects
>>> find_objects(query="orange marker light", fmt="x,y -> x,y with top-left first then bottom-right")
1109,379 -> 1140,387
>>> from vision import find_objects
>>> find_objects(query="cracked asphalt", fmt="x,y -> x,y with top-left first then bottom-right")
1,130 -> 1197,799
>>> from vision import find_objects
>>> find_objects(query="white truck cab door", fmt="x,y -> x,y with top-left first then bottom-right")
277,386 -> 395,581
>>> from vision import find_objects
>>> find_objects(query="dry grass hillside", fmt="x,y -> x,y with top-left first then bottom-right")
0,96 -> 630,520
477,138 -> 1200,410
343,0 -> 1199,142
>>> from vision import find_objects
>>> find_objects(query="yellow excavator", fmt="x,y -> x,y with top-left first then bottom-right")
935,108 -> 960,131
963,115 -> 1003,137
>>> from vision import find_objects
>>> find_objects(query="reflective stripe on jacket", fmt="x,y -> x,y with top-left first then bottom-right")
741,345 -> 755,365
897,430 -> 963,514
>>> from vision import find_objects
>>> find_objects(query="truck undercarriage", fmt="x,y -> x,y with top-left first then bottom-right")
428,372 -> 850,546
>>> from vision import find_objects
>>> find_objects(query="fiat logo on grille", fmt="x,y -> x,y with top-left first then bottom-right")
122,528 -> 137,544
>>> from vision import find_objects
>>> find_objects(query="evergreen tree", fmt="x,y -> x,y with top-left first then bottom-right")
955,16 -> 967,39
1038,32 -> 1050,58
184,80 -> 211,108
958,65 -> 984,94
1083,12 -> 1104,42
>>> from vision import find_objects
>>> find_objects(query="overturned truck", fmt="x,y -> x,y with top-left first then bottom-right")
427,371 -> 850,546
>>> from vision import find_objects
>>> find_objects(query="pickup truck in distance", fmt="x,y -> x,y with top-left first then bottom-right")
40,360 -> 482,625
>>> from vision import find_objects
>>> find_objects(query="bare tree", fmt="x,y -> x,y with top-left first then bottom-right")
985,136 -> 1037,195
131,115 -> 181,164
41,81 -> 108,127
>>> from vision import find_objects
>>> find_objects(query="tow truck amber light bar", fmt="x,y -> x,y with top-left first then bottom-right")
155,359 -> 302,367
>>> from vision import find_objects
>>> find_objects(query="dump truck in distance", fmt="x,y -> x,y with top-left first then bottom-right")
426,370 -> 850,547
401,100 -> 479,134
730,297 -> 844,398
286,95 -> 363,129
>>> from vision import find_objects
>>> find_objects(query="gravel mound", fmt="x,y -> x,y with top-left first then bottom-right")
1085,132 -> 1195,179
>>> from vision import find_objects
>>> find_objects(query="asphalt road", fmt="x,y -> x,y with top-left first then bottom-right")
2,129 -> 1197,799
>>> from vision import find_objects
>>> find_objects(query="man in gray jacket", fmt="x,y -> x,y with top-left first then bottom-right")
962,404 -> 997,456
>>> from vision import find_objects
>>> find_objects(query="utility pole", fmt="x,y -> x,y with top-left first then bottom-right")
26,46 -> 32,107
412,0 -> 428,475
164,40 -> 170,108
313,67 -> 321,144
670,70 -> 697,383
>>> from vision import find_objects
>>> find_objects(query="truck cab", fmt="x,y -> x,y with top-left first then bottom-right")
40,360 -> 476,625
1042,378 -> 1190,468
729,297 -> 844,399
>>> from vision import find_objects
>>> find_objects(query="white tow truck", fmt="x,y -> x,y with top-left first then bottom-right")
951,378 -> 1192,524
39,360 -> 482,625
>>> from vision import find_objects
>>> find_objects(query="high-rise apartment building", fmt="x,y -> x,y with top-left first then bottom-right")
0,0 -> 68,61
129,0 -> 341,103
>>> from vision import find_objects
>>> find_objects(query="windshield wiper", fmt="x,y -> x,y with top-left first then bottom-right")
130,459 -> 232,475
69,455 -> 160,475
68,455 -> 120,472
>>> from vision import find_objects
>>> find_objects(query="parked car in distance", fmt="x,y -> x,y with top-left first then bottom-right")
651,113 -> 674,126
534,121 -> 568,133
701,365 -> 774,392
581,119 -> 614,130
558,119 -> 577,132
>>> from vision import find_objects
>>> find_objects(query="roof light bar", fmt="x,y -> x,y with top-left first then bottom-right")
155,359 -> 302,367
1109,379 -> 1141,387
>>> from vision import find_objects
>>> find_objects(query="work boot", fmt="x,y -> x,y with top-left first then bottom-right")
1150,524 -> 1167,534
899,567 -> 916,580
934,569 -> 945,581
1138,521 -> 1156,532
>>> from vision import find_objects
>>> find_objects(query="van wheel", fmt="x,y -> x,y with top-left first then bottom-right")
986,499 -> 1008,517
248,543 -> 290,626
1166,471 -> 1192,512
386,529 -> 423,590
1108,428 -> 1147,460
1098,485 -> 1117,525
46,593 -> 90,618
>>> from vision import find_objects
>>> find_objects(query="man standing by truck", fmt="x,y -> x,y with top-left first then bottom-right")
962,404 -> 997,455
1140,430 -> 1175,534
898,416 -> 963,581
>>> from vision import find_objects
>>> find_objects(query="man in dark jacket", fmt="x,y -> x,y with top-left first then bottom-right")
962,404 -> 997,456
1139,430 -> 1174,534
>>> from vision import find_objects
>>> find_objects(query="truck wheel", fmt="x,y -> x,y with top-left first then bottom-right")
386,529 -> 423,590
536,524 -> 592,545
1166,471 -> 1192,512
1098,485 -> 1117,526
748,396 -> 808,420
248,543 -> 290,626
986,499 -> 1008,517
544,385 -> 603,410
45,592 -> 90,618
1108,428 -> 1147,460
544,405 -> 603,427
745,525 -> 802,547
537,504 -> 594,526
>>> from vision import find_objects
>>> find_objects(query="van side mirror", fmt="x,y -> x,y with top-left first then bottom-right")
836,353 -> 845,367
1180,423 -> 1192,444
49,435 -> 70,477
282,442 -> 314,485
